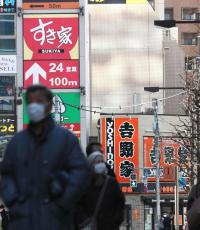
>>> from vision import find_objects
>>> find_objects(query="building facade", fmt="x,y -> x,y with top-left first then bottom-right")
164,0 -> 200,57
88,0 -> 165,136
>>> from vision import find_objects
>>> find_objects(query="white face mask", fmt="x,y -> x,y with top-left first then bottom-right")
27,103 -> 46,123
94,162 -> 107,174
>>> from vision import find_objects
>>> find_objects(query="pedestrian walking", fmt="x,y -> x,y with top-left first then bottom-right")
86,142 -> 116,178
76,151 -> 125,230
0,85 -> 90,230
0,205 -> 9,230
187,182 -> 200,230
158,218 -> 164,230
163,214 -> 171,230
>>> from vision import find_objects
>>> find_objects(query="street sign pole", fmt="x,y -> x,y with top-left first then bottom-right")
152,99 -> 161,230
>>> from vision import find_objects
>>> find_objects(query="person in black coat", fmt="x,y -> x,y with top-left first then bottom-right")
0,85 -> 90,230
76,151 -> 125,230
0,205 -> 9,230
86,142 -> 116,178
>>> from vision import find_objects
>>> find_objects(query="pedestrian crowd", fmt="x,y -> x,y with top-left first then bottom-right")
0,85 -> 125,230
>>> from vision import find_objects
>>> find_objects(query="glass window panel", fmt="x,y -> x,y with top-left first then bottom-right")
0,99 -> 14,114
0,15 -> 14,35
0,39 -> 16,52
182,8 -> 198,20
165,8 -> 173,20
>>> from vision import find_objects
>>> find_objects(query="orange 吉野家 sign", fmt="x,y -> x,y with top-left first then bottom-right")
101,117 -> 139,185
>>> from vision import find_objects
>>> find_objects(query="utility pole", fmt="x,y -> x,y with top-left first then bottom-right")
152,98 -> 161,230
175,166 -> 179,230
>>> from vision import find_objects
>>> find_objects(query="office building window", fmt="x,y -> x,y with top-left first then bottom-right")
182,33 -> 198,45
182,8 -> 198,20
0,14 -> 16,53
0,15 -> 15,35
165,8 -> 174,20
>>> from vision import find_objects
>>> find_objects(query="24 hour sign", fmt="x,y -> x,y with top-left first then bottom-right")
24,60 -> 79,89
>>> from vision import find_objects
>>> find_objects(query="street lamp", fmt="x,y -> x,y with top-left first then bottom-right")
144,87 -> 185,93
144,87 -> 160,230
154,20 -> 200,28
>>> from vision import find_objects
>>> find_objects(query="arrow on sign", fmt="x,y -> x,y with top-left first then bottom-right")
25,63 -> 46,84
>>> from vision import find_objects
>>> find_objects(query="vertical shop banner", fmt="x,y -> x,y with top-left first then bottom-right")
23,14 -> 79,60
143,137 -> 190,191
23,93 -> 80,138
101,117 -> 139,186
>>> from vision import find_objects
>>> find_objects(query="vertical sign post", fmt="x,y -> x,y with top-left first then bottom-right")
21,1 -> 89,145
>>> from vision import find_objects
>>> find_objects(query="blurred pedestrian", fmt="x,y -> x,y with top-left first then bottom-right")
76,151 -> 125,230
158,218 -> 164,230
187,182 -> 200,230
86,142 -> 116,178
163,214 -> 171,230
0,85 -> 90,230
0,205 -> 9,230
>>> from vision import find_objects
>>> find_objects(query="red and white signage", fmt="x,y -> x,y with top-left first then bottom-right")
23,14 -> 79,60
24,60 -> 79,89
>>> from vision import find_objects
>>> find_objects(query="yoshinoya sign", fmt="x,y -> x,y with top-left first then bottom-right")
24,60 -> 79,89
23,14 -> 79,60
0,0 -> 16,13
0,55 -> 16,73
23,0 -> 79,10
101,117 -> 139,187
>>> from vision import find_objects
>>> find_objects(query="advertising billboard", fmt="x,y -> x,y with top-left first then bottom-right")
23,14 -> 79,60
101,117 -> 139,188
0,76 -> 15,96
0,115 -> 16,135
23,92 -> 80,137
143,136 -> 190,192
0,55 -> 16,73
24,60 -> 79,89
0,0 -> 16,12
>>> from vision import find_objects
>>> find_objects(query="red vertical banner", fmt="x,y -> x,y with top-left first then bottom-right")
101,117 -> 139,186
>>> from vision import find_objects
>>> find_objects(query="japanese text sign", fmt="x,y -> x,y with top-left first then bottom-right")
24,60 -> 79,89
0,0 -> 16,13
23,14 -> 79,60
23,92 -> 80,138
101,117 -> 139,186
144,137 -> 190,182
0,115 -> 16,135
23,0 -> 79,10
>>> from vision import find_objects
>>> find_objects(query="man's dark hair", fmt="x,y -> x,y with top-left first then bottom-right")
0,204 -> 4,209
86,142 -> 103,156
26,85 -> 53,103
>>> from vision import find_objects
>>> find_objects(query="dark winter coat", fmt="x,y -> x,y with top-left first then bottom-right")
0,118 -> 90,230
187,183 -> 200,211
76,175 -> 125,230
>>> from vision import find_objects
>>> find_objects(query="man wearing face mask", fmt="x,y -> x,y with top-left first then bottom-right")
76,151 -> 125,230
0,85 -> 90,230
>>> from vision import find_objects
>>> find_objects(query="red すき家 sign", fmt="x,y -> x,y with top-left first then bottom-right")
24,60 -> 79,89
23,14 -> 79,60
